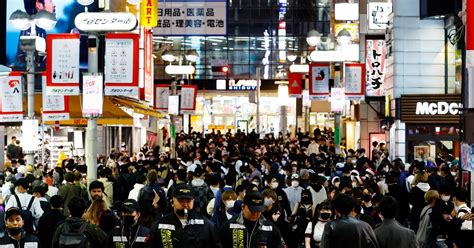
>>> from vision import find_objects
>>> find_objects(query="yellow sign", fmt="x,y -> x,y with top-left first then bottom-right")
140,0 -> 158,27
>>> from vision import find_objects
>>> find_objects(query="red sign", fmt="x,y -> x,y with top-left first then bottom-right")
140,28 -> 154,105
467,0 -> 474,51
0,72 -> 23,122
309,63 -> 330,100
288,72 -> 303,98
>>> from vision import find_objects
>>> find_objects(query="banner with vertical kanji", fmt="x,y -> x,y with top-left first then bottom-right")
42,72 -> 70,121
154,85 -> 170,111
0,72 -> 23,122
180,85 -> 197,114
344,63 -> 365,101
366,40 -> 386,97
309,63 -> 330,100
288,72 -> 303,98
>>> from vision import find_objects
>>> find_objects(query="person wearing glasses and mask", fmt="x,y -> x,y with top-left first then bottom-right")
106,199 -> 151,248
151,184 -> 221,248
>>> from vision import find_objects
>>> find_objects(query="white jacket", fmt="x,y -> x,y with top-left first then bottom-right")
128,183 -> 145,201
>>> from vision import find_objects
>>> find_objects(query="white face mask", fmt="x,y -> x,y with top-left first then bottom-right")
225,200 -> 236,209
451,172 -> 456,177
270,182 -> 279,189
352,182 -> 357,188
441,195 -> 451,202
264,198 -> 273,207
334,182 -> 340,188
252,181 -> 259,186
291,181 -> 299,188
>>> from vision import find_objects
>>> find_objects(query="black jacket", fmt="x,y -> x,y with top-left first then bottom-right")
38,209 -> 66,248
219,213 -> 285,248
107,224 -> 151,248
51,217 -> 107,248
151,210 -> 221,248
0,231 -> 42,248
320,215 -> 378,248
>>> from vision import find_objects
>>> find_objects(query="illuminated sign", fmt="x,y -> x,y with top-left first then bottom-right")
415,102 -> 463,115
228,80 -> 257,90
74,12 -> 138,32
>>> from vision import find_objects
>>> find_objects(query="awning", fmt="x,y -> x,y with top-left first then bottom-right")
110,97 -> 164,118
31,94 -> 133,126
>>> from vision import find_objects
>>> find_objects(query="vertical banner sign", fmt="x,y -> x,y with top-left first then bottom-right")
180,85 -> 198,114
288,72 -> 303,98
309,63 -> 330,100
82,74 -> 104,116
141,29 -> 154,105
368,2 -> 393,30
42,73 -> 70,121
154,85 -> 170,110
461,143 -> 474,172
330,88 -> 345,112
46,34 -> 80,95
104,33 -> 139,96
0,72 -> 23,122
22,119 -> 39,152
344,63 -> 365,101
467,0 -> 474,66
140,0 -> 158,27
366,40 -> 387,97
154,0 -> 227,35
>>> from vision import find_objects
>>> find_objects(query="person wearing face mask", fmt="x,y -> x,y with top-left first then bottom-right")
52,197 -> 107,248
283,174 -> 304,212
0,207 -> 41,247
304,202 -> 332,248
151,184 -> 222,248
211,190 -> 238,230
261,189 -> 294,247
290,190 -> 316,248
106,199 -> 151,248
265,177 -> 292,217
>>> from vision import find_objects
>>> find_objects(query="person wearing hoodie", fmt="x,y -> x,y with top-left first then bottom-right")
128,174 -> 146,201
51,197 -> 107,248
409,170 -> 431,232
308,175 -> 328,208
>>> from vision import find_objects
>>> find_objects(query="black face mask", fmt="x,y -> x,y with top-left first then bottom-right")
122,216 -> 136,227
8,227 -> 22,236
320,213 -> 331,220
175,209 -> 188,216
301,196 -> 311,204
363,194 -> 372,202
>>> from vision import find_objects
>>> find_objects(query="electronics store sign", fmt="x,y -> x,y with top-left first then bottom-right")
153,0 -> 227,35
228,80 -> 257,90
416,102 -> 462,115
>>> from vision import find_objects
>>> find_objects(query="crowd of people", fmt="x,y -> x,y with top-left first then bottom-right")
0,127 -> 473,248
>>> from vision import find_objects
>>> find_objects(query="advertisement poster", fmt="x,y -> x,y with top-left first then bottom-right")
154,85 -> 170,111
82,73 -> 103,116
21,119 -> 39,152
368,2 -> 393,30
330,88 -> 345,112
335,22 -> 360,43
461,143 -> 474,172
42,73 -> 70,121
154,0 -> 227,36
288,72 -> 303,98
309,63 -> 330,100
366,40 -> 387,97
46,34 -> 80,95
5,0 -> 100,69
140,0 -> 158,27
414,146 -> 430,161
180,85 -> 198,114
104,33 -> 139,96
344,63 -> 365,100
141,28 -> 154,105
0,72 -> 23,122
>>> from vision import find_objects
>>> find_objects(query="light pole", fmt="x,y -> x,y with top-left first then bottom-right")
9,9 -> 56,166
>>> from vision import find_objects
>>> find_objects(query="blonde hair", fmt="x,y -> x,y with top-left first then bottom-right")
424,190 -> 439,205
83,199 -> 108,225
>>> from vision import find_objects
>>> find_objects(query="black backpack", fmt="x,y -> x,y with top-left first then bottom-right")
13,195 -> 35,233
59,222 -> 89,248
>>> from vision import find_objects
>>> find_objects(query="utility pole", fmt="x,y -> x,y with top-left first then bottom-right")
170,77 -> 177,159
256,67 -> 261,136
334,63 -> 342,155
86,35 -> 98,185
25,50 -> 35,166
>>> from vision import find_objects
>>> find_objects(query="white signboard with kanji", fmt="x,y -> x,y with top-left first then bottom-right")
344,63 -> 365,101
82,74 -> 103,116
0,72 -> 23,122
366,40 -> 387,97
154,85 -> 170,111
154,0 -> 227,36
42,73 -> 70,121
368,3 -> 392,30
180,85 -> 197,114
47,34 -> 80,95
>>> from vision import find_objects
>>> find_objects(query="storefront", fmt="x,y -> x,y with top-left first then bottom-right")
400,94 -> 461,162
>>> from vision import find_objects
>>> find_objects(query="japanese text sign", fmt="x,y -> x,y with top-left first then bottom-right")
104,33 -> 139,97
344,63 -> 365,101
47,34 -> 80,95
154,85 -> 170,110
154,0 -> 227,36
368,3 -> 392,30
366,40 -> 387,97
42,73 -> 70,121
180,85 -> 197,114
0,72 -> 23,122
140,0 -> 158,27
75,12 -> 138,32
330,88 -> 345,112
82,74 -> 103,116
309,63 -> 330,100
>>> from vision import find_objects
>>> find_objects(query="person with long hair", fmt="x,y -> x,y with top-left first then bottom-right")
83,199 -> 108,225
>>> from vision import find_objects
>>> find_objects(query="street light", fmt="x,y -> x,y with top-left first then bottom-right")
185,49 -> 199,63
162,50 -> 176,63
287,52 -> 298,63
336,29 -> 352,46
9,9 -> 57,166
306,29 -> 321,47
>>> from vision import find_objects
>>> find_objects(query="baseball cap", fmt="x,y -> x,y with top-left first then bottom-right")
172,184 -> 194,200
5,207 -> 23,220
121,199 -> 140,212
14,178 -> 30,189
243,190 -> 265,212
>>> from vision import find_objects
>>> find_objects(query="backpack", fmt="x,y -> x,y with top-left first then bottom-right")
13,195 -> 35,233
193,185 -> 213,214
58,222 -> 89,248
